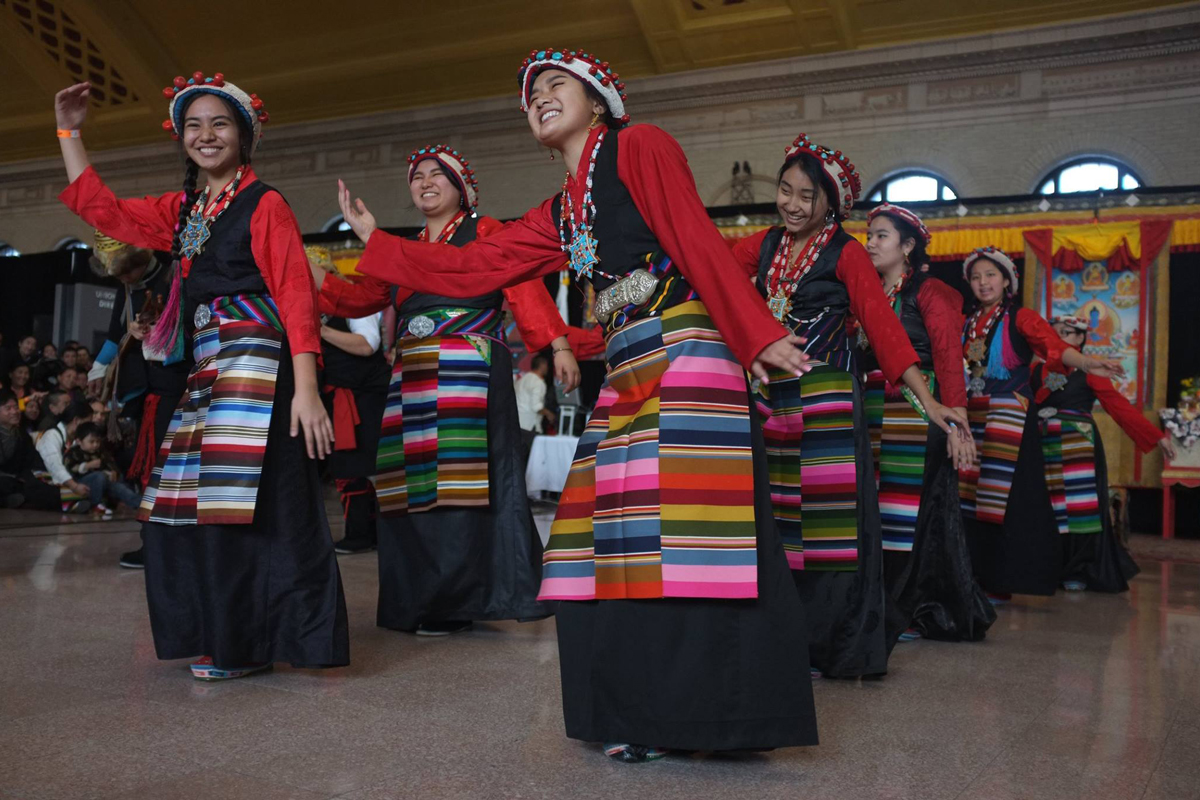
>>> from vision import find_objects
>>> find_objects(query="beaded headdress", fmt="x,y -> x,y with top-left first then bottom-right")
962,246 -> 1019,295
867,203 -> 931,245
407,144 -> 479,211
162,72 -> 269,154
1050,315 -> 1088,332
783,133 -> 862,217
518,48 -> 630,127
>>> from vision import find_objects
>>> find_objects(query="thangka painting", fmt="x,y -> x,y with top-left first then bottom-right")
1049,260 -> 1142,402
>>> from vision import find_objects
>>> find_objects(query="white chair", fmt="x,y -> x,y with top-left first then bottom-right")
557,405 -> 578,436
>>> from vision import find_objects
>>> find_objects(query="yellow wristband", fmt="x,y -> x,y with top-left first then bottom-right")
56,129 -> 81,139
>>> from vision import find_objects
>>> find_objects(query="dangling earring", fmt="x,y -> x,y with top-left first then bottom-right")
587,112 -> 600,130
825,209 -> 835,224
549,148 -> 556,161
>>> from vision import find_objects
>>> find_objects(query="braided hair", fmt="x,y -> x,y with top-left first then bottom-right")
169,158 -> 201,263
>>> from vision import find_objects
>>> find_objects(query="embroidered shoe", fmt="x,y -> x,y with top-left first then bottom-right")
1063,581 -> 1087,592
603,744 -> 669,763
810,668 -> 823,679
898,628 -> 923,642
190,656 -> 273,681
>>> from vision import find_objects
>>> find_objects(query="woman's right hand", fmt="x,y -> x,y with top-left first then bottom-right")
336,179 -> 378,245
55,82 -> 92,130
750,335 -> 811,384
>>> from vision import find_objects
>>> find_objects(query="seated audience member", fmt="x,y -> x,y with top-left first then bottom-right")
7,364 -> 34,408
89,399 -> 108,426
58,366 -> 87,404
75,346 -> 92,372
64,421 -> 140,514
32,344 -> 64,390
36,389 -> 71,433
0,390 -> 61,510
41,343 -> 58,361
1,335 -> 39,377
21,396 -> 43,437
35,403 -> 97,512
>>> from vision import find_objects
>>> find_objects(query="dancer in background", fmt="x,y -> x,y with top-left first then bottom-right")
861,203 -> 992,642
958,248 -> 1123,600
1033,314 -> 1175,592
308,245 -> 390,556
334,48 -> 819,760
55,74 -> 348,680
85,232 -> 191,568
730,137 -> 968,678
313,142 -> 577,635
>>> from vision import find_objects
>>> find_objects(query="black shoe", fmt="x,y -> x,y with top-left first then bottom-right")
119,547 -> 145,569
334,538 -> 376,554
415,620 -> 473,637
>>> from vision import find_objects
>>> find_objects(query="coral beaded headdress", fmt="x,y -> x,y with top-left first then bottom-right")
518,48 -> 630,127
867,203 -> 932,245
783,133 -> 862,217
407,145 -> 479,211
162,71 -> 269,154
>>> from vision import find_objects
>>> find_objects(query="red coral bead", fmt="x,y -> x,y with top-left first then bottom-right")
251,98 -> 264,110
259,112 -> 270,122
192,71 -> 204,82
162,87 -> 175,98
161,119 -> 173,131
173,76 -> 186,88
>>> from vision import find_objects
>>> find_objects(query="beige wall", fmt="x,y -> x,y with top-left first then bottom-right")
2,6 -> 1199,253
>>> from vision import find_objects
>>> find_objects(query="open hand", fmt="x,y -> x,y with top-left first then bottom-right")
336,179 -> 378,245
55,82 -> 91,130
1084,356 -> 1125,380
750,335 -> 811,384
553,349 -> 581,394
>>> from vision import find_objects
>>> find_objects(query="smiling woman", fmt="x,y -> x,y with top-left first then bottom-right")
51,74 -> 348,683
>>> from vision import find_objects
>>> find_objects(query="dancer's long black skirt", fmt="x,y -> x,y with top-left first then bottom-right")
1060,434 -> 1140,592
143,353 -> 350,668
966,408 -> 1061,596
376,345 -> 548,630
555,401 -> 818,751
889,423 -> 995,641
792,375 -> 896,678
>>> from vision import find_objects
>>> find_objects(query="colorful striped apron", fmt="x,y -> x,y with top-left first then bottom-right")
1039,408 -> 1102,535
958,393 -> 1029,525
864,369 -> 935,552
374,307 -> 502,516
539,299 -> 758,601
139,294 -> 283,526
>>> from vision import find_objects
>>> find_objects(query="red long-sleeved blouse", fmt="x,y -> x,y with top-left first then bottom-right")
916,278 -> 968,408
320,216 -> 568,352
350,124 -> 789,370
58,166 -> 321,355
965,306 -> 1067,373
1036,363 -> 1166,453
729,229 -> 919,386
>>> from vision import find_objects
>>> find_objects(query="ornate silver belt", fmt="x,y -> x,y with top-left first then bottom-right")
594,268 -> 659,324
1038,406 -> 1058,419
194,304 -> 212,328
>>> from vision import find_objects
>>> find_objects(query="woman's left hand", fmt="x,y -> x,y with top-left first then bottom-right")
1083,356 -> 1126,380
1159,435 -> 1179,462
925,399 -> 970,436
290,387 -> 335,459
553,349 -> 581,394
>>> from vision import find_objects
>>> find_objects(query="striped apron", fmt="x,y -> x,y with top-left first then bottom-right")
539,299 -> 759,601
958,392 -> 1030,525
1039,408 -> 1102,535
374,307 -> 503,516
864,369 -> 935,552
139,294 -> 283,526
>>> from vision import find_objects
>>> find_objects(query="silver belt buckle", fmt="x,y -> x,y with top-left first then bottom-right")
194,304 -> 212,328
1038,406 -> 1058,420
594,268 -> 659,324
407,315 -> 436,338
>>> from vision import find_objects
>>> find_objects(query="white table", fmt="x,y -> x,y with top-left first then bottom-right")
525,435 -> 580,497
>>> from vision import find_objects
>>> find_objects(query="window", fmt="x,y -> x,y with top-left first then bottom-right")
1038,158 -> 1142,195
55,237 -> 91,251
867,171 -> 958,203
323,214 -> 352,233
0,241 -> 19,257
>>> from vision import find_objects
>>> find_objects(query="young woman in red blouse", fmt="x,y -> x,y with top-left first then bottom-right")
54,76 -> 348,680
311,143 -> 579,636
861,203 -> 992,642
958,249 -> 1123,600
334,48 -> 817,761
1033,315 -> 1175,592
728,138 -> 969,678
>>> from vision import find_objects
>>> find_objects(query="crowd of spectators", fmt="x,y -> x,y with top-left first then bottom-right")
0,331 -> 140,516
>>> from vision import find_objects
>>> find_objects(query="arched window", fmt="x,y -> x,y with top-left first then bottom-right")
0,241 -> 20,257
1038,157 -> 1142,195
55,237 -> 90,251
867,170 -> 958,203
323,214 -> 352,233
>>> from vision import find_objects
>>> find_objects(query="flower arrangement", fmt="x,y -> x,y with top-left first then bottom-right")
1160,376 -> 1200,449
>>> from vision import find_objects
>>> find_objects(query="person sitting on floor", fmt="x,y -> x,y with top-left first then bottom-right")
34,403 -> 98,514
63,421 -> 141,517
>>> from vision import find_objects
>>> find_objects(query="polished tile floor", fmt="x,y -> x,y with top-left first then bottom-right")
1,505 -> 1198,800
